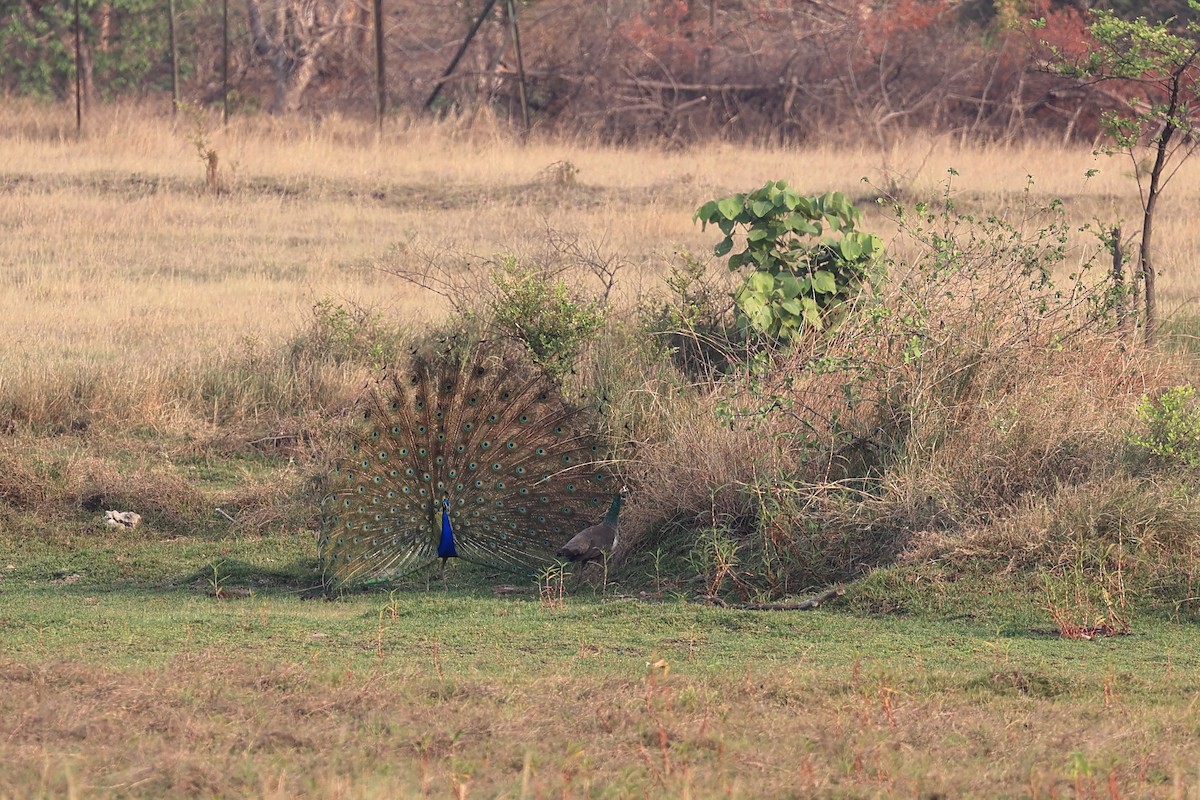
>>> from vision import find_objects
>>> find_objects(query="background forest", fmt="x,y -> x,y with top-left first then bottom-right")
3,0 -> 1194,144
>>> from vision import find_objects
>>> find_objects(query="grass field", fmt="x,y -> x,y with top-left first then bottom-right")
4,101 -> 1200,797
6,550 -> 1200,798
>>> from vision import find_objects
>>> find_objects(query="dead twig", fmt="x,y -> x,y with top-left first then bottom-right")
695,586 -> 845,611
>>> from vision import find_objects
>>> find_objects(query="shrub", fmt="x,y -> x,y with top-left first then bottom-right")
623,174 -> 1192,600
289,299 -> 407,370
1129,385 -> 1200,468
487,256 -> 606,381
639,250 -> 740,382
695,182 -> 883,342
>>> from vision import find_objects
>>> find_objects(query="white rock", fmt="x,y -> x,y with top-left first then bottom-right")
103,510 -> 142,529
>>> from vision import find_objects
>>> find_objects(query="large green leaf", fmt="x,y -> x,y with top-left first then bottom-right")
812,270 -> 837,294
750,199 -> 774,219
839,237 -> 861,261
714,237 -> 734,257
777,273 -> 803,299
693,201 -> 718,224
785,217 -> 820,236
717,197 -> 743,221
801,296 -> 823,328
747,271 -> 775,295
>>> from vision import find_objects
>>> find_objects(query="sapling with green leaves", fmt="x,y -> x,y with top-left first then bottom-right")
694,181 -> 883,343
1039,2 -> 1200,343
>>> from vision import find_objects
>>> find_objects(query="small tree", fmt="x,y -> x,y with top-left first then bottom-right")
1041,2 -> 1200,343
694,182 -> 883,343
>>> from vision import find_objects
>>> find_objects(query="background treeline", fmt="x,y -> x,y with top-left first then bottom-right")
0,0 -> 1193,143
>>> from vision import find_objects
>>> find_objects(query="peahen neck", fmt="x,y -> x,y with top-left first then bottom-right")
604,493 -> 624,526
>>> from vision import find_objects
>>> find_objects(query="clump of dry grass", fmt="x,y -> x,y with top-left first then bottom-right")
0,427 -> 317,541
862,334 -> 1173,529
605,183 -> 1200,600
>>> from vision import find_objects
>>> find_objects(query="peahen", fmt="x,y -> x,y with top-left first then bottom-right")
555,487 -> 628,566
319,344 -> 615,587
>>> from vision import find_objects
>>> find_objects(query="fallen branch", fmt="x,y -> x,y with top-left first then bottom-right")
695,586 -> 845,611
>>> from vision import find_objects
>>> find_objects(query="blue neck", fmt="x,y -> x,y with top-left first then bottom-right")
604,493 -> 624,526
438,498 -> 457,559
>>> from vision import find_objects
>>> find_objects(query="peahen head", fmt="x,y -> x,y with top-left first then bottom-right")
605,486 -> 630,525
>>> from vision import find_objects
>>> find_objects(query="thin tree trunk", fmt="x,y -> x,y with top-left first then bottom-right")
168,0 -> 179,115
1140,195 -> 1157,345
373,0 -> 385,131
1139,71 -> 1182,346
1111,227 -> 1128,338
74,0 -> 83,135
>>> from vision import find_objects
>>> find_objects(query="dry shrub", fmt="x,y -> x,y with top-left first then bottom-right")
903,477 -> 1200,575
799,194 -> 1186,570
862,334 -> 1175,534
903,475 -> 1200,623
616,186 -> 1195,597
0,426 -> 315,538
0,435 -> 58,511
0,435 -> 207,528
619,387 -> 790,542
64,453 -> 208,530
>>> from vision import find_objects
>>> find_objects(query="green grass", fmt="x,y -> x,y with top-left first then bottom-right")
4,524 -> 1200,798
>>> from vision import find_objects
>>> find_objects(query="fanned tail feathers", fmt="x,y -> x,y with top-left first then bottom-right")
319,346 -> 611,586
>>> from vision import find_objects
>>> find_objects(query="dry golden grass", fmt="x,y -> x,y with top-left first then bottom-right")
3,100 -> 1199,394
2,99 -> 1198,557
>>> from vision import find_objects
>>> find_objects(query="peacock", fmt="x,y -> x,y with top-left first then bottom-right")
318,344 -> 617,587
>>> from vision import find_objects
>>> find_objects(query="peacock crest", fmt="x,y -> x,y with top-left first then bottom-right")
319,344 -> 614,586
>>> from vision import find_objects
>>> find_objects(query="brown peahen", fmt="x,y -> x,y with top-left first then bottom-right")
555,487 -> 628,566
319,344 -> 615,587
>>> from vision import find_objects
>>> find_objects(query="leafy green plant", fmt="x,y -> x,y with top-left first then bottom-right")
537,563 -> 567,610
488,257 -> 606,380
694,182 -> 883,341
1129,385 -> 1200,467
206,560 -> 228,599
288,299 -> 404,370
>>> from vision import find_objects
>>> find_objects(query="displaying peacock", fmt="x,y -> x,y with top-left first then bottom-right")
319,344 -> 616,587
